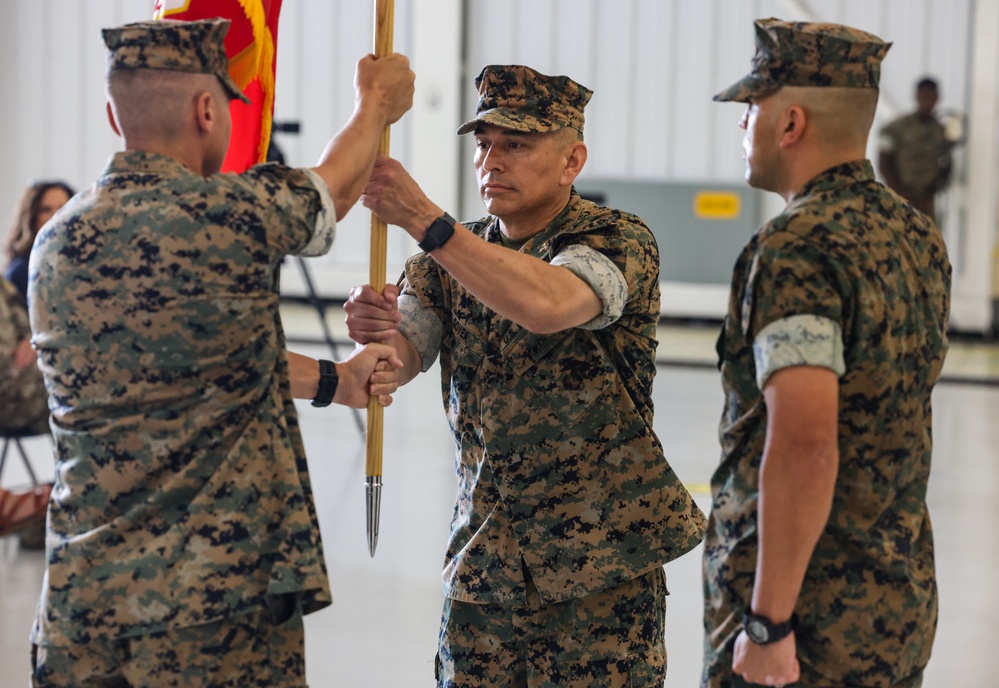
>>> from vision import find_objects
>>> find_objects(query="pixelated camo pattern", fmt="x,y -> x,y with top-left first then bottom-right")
438,569 -> 667,687
28,151 -> 332,645
32,602 -> 304,686
703,161 -> 951,687
400,189 -> 705,606
103,19 -> 248,103
457,64 -> 593,135
715,18 -> 891,102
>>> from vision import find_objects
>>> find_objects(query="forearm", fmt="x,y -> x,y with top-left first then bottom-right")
753,441 -> 838,621
287,350 -> 320,399
935,159 -> 952,190
311,104 -> 387,221
362,156 -> 601,333
426,226 -> 602,333
384,331 -> 423,385
13,338 -> 35,371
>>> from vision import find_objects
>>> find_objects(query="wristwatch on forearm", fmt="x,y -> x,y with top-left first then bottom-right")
742,611 -> 796,645
417,212 -> 456,252
310,359 -> 338,408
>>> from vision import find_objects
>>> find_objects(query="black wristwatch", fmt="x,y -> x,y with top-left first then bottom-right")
742,611 -> 796,645
417,213 -> 456,252
310,359 -> 338,408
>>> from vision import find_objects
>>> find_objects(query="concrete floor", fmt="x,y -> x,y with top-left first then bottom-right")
1,305 -> 996,686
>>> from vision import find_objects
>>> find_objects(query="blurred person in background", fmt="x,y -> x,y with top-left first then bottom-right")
4,181 -> 75,299
878,77 -> 953,222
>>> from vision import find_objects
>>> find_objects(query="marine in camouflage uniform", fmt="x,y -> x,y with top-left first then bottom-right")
0,277 -> 49,435
27,18 -> 412,687
878,78 -> 952,221
705,19 -> 951,687
347,64 -> 705,687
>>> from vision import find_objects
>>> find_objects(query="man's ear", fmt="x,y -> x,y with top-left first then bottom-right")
779,105 -> 807,148
106,101 -> 121,137
560,140 -> 588,187
194,91 -> 216,135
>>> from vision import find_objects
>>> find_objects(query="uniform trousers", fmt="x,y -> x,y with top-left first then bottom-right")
437,564 -> 668,688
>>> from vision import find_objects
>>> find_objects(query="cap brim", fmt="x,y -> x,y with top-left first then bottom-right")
713,73 -> 770,103
456,109 -> 562,136
219,75 -> 251,104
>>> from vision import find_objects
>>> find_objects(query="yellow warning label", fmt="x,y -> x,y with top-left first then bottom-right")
694,192 -> 741,220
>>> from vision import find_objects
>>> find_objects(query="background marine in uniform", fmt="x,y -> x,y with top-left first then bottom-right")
878,76 -> 953,222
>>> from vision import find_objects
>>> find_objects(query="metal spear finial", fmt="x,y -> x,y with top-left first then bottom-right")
365,476 -> 382,557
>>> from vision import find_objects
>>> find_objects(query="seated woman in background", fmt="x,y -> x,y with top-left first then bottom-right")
0,276 -> 49,436
1,275 -> 51,548
4,180 -> 74,299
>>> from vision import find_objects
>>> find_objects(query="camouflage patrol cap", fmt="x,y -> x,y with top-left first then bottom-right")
714,18 -> 891,103
456,65 -> 593,136
102,19 -> 250,104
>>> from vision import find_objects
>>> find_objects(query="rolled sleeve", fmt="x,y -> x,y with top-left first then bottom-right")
753,314 -> 845,390
297,169 -> 337,257
397,294 -> 443,372
550,244 -> 628,330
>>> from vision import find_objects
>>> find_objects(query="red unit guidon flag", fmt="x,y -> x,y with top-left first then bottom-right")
153,0 -> 283,173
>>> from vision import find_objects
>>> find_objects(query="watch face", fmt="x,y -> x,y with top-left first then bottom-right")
746,618 -> 769,643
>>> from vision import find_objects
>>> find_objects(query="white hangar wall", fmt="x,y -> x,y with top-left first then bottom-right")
0,0 -> 994,330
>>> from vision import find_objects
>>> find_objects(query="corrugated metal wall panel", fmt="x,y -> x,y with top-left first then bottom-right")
271,0 -> 417,281
462,0 -> 971,182
0,0 -> 975,217
0,0 -> 982,311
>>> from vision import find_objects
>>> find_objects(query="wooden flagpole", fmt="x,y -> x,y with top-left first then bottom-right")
365,0 -> 394,557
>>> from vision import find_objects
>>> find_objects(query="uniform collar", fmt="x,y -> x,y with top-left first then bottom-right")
104,150 -> 200,178
794,159 -> 876,201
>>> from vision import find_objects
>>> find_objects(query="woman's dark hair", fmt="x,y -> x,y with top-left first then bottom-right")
5,180 -> 76,261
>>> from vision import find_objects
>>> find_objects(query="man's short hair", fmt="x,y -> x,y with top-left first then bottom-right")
102,18 -> 248,104
916,77 -> 939,92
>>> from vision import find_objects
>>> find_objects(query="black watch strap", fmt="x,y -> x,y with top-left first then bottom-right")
742,611 -> 796,645
310,359 -> 338,408
417,213 -> 456,252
